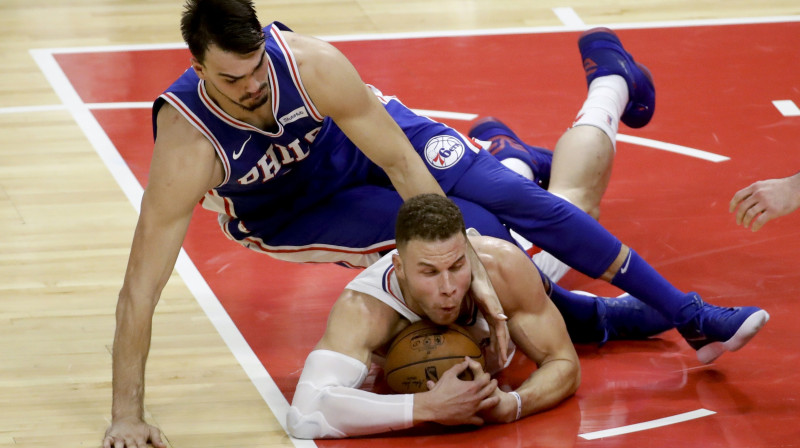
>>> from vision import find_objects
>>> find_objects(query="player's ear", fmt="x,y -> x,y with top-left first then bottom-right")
191,57 -> 206,79
392,253 -> 405,280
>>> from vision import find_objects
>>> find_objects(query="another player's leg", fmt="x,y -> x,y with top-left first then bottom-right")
468,119 -> 572,284
464,28 -> 769,364
468,117 -> 554,190
573,28 -> 769,363
537,270 -> 673,344
546,27 -> 655,219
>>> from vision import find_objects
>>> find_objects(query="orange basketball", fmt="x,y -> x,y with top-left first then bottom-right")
384,320 -> 485,393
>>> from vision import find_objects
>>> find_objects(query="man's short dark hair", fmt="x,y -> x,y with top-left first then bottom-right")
181,0 -> 265,63
395,194 -> 466,250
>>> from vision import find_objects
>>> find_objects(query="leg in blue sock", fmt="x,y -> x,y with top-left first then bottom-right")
454,28 -> 769,363
537,267 -> 672,345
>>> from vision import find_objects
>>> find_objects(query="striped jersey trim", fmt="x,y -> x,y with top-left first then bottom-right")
269,26 -> 324,122
196,79 -> 284,138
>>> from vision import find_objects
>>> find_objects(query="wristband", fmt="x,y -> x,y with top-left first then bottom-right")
509,391 -> 522,421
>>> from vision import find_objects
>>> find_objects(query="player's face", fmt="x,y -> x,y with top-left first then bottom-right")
193,43 -> 271,112
395,233 -> 471,325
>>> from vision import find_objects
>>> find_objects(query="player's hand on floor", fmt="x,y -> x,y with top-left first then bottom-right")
478,388 -> 520,424
420,357 -> 499,426
103,417 -> 166,448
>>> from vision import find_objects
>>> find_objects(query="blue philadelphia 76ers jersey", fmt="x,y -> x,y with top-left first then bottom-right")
152,22 -> 486,266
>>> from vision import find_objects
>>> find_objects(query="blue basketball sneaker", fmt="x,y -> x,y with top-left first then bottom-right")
567,291 -> 673,345
578,27 -> 655,128
468,117 -> 553,189
675,293 -> 770,364
600,293 -> 673,342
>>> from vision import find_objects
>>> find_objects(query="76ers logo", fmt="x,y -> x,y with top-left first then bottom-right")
424,135 -> 465,169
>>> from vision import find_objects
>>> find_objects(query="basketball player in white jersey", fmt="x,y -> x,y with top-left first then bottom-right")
288,194 -> 579,438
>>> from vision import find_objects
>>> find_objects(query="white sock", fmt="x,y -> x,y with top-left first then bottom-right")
501,158 -> 534,181
531,250 -> 571,283
571,75 -> 628,149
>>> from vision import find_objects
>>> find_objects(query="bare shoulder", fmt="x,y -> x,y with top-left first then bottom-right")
281,30 -> 368,119
468,235 -> 546,313
150,102 -> 223,198
282,30 -> 342,69
319,288 -> 407,357
469,235 -> 530,274
155,101 -> 212,148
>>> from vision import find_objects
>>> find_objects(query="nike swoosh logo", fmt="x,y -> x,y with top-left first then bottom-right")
232,135 -> 252,160
620,251 -> 632,274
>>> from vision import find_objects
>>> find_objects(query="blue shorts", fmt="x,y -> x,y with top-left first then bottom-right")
233,99 -> 620,277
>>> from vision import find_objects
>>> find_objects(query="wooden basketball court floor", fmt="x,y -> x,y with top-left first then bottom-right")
2,2 -> 800,447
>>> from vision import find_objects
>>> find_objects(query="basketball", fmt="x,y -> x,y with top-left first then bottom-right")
384,320 -> 485,393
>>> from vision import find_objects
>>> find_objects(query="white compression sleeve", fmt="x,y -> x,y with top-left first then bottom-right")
287,350 -> 414,439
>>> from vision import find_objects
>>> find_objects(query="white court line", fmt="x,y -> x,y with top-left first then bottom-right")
0,104 -> 68,114
0,99 -> 728,162
553,7 -> 586,27
87,101 -> 152,110
37,14 -> 800,51
29,49 -> 317,448
617,134 -> 730,162
0,100 -> 472,122
0,102 -> 149,114
773,99 -> 800,117
579,408 -> 716,440
412,108 -> 477,121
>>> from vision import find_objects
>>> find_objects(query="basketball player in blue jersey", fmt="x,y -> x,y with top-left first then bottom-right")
104,0 -> 769,446
288,194 -> 580,438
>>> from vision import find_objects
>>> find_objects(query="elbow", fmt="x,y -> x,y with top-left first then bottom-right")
114,289 -> 159,324
286,386 -> 346,439
287,403 -> 340,440
568,360 -> 581,396
286,405 -> 318,439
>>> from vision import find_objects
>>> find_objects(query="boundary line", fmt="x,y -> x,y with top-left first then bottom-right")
28,48 -> 316,448
32,14 -> 800,54
0,97 -> 729,162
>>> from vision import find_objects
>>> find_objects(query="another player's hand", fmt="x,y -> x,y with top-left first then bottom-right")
465,242 -> 509,366
103,416 -> 166,448
416,357 -> 499,426
730,176 -> 800,232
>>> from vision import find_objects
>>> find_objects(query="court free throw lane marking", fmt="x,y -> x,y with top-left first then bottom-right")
579,408 -> 716,440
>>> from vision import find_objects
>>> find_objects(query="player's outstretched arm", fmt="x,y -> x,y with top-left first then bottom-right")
730,172 -> 800,231
104,104 -> 221,447
288,32 -> 443,201
287,32 -> 510,364
288,289 -> 410,439
288,289 -> 498,439
471,236 -> 581,424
